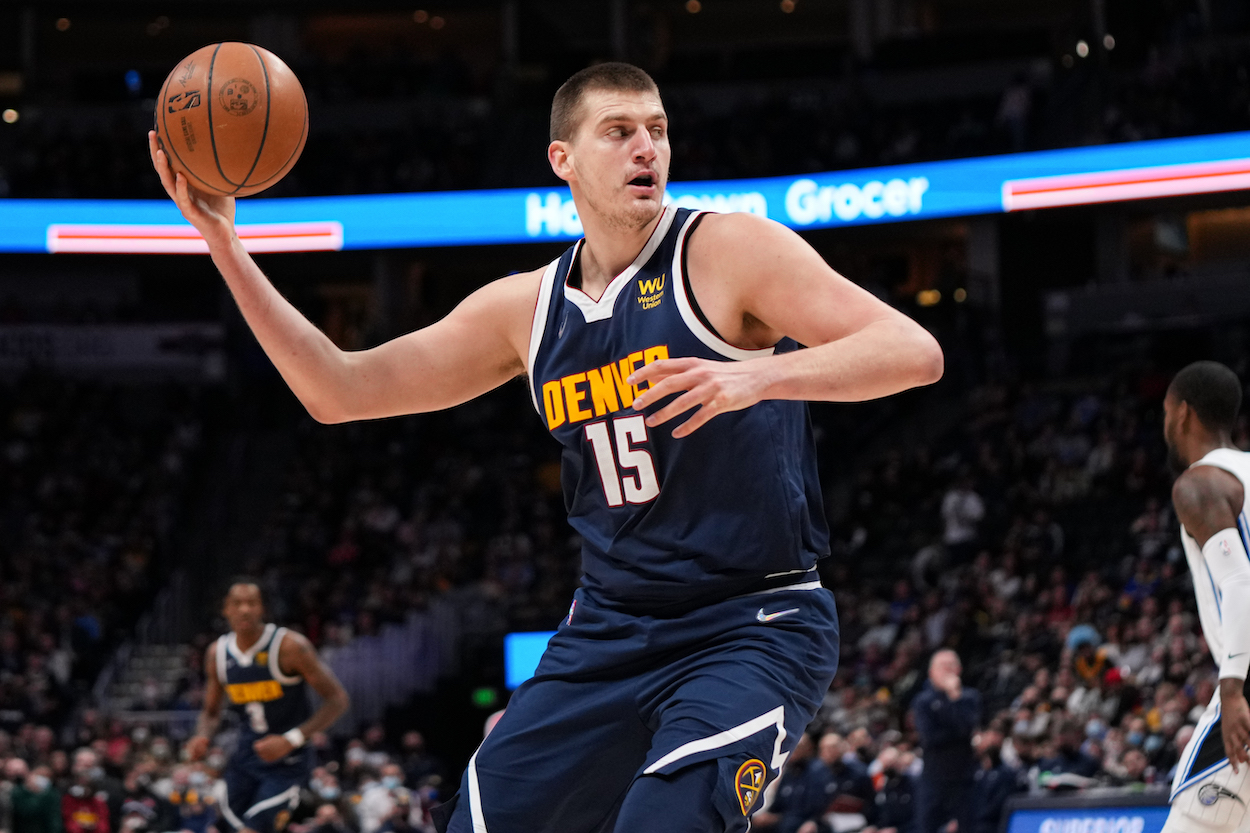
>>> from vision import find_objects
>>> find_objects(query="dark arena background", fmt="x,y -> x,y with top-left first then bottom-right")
2,2 -> 1250,832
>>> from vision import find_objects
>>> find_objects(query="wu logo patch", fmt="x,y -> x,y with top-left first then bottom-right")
735,759 -> 766,815
637,274 -> 665,310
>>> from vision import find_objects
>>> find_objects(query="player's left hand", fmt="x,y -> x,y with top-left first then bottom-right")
629,357 -> 771,438
253,735 -> 295,763
1221,689 -> 1250,773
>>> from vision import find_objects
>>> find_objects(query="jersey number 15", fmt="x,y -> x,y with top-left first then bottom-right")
584,415 -> 659,507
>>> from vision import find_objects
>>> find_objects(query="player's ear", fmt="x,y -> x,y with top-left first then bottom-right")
549,140 -> 574,183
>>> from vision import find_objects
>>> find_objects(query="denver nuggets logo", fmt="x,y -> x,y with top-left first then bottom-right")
637,274 -> 665,310
256,651 -> 268,665
735,759 -> 766,815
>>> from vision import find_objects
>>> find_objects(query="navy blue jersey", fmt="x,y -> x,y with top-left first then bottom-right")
214,624 -> 310,742
527,206 -> 829,611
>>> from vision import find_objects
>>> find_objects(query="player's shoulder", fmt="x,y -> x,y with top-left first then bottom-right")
685,211 -> 811,276
1172,463 -> 1244,517
688,211 -> 792,250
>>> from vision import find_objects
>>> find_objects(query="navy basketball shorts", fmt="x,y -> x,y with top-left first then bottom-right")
217,748 -> 311,833
442,577 -> 840,833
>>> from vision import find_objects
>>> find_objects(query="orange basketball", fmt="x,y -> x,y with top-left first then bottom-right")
154,43 -> 307,197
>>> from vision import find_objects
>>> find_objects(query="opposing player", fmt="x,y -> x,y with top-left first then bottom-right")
1162,361 -> 1250,833
149,62 -> 942,832
187,581 -> 350,833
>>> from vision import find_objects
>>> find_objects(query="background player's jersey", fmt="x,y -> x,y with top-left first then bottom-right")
215,624 -> 309,744
528,206 -> 830,611
1180,447 -> 1250,667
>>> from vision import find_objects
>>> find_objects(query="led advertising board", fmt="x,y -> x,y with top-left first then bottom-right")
1,131 -> 1247,254
503,630 -> 555,690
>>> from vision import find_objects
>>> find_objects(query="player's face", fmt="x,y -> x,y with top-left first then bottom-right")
559,88 -> 670,232
1162,391 -> 1186,471
222,584 -> 264,633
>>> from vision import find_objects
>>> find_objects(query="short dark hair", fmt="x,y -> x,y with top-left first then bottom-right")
223,576 -> 264,604
1169,360 -> 1242,433
549,62 -> 660,142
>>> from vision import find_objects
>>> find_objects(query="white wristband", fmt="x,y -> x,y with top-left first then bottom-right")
282,728 -> 306,749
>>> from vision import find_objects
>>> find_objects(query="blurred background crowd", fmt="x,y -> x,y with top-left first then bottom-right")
3,0 -> 1250,832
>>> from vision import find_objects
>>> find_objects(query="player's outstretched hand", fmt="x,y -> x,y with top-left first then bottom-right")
148,130 -> 236,246
1222,688 -> 1250,773
253,734 -> 296,763
184,735 -> 210,762
629,357 -> 770,438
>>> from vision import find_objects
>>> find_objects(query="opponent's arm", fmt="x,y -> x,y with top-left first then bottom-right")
149,132 -> 536,424
631,212 -> 943,436
186,642 -> 224,761
1173,465 -> 1250,771
252,631 -> 350,763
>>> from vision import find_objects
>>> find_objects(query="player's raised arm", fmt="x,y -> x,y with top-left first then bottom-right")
1172,465 -> 1250,771
251,631 -> 350,764
186,641 -> 225,761
631,211 -> 943,436
148,131 -> 537,424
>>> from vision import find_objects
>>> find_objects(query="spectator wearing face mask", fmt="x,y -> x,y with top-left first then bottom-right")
61,758 -> 109,833
164,767 -> 215,833
12,763 -> 61,833
355,764 -> 404,833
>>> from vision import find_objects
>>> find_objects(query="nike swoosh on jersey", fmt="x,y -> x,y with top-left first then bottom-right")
757,607 -> 800,623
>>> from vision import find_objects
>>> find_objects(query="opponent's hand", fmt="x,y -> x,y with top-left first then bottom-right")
253,735 -> 295,763
147,130 -> 236,245
1220,686 -> 1250,773
629,357 -> 772,438
184,735 -> 210,762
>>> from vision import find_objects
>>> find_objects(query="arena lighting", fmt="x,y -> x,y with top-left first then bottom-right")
2,131 -> 1250,254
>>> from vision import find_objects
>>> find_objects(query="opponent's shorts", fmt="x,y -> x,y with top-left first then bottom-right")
217,747 -> 312,833
440,575 -> 840,833
1166,682 -> 1250,833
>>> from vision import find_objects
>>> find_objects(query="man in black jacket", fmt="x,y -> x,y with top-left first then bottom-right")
911,650 -> 981,833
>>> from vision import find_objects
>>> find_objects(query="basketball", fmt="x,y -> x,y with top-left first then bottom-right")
154,42 -> 307,198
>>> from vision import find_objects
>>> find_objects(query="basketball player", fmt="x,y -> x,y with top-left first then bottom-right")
148,62 -> 943,832
187,581 -> 350,833
1162,361 -> 1250,833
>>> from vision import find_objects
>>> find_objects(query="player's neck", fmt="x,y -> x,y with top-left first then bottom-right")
233,625 -> 267,651
1187,433 -> 1236,465
577,208 -> 665,297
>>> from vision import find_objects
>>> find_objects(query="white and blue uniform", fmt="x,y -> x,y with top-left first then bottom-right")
442,206 -> 840,833
214,624 -> 311,833
1167,448 -> 1250,833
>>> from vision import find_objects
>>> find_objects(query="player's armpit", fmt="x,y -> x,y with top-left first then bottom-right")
310,269 -> 541,424
1171,466 -> 1244,545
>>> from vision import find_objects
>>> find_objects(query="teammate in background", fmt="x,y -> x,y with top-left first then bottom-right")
150,61 -> 941,833
1162,361 -> 1250,833
187,581 -> 349,833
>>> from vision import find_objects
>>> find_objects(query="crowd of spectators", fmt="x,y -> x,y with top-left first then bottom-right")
3,9 -> 1250,199
0,376 -> 206,735
0,717 -> 448,833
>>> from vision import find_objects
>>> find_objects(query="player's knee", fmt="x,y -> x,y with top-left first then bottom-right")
615,758 -> 769,833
